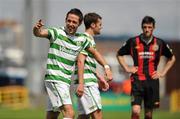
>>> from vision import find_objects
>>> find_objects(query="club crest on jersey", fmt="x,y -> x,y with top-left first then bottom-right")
152,44 -> 159,51
135,45 -> 140,49
76,41 -> 82,46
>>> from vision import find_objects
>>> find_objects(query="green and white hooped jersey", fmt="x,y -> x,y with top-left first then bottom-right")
45,27 -> 90,85
74,33 -> 98,86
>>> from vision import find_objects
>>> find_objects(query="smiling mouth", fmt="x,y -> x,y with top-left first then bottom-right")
69,27 -> 75,31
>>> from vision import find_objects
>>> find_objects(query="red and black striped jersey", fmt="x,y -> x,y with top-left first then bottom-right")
117,35 -> 174,80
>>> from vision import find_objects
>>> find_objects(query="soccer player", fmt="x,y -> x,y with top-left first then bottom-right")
74,13 -> 111,119
116,16 -> 175,119
33,8 -> 112,119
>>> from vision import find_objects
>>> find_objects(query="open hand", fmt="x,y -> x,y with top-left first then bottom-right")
98,75 -> 109,91
126,66 -> 138,74
151,71 -> 164,79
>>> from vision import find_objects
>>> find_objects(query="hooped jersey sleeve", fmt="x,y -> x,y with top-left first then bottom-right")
80,34 -> 96,56
81,38 -> 94,56
47,27 -> 60,42
81,37 -> 91,52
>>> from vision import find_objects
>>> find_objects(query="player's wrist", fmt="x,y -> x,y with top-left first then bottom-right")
78,82 -> 84,85
104,64 -> 110,69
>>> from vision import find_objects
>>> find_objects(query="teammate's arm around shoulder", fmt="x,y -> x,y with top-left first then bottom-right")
33,19 -> 49,38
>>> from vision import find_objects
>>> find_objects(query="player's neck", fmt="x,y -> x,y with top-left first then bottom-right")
85,29 -> 95,37
141,34 -> 153,40
141,34 -> 153,45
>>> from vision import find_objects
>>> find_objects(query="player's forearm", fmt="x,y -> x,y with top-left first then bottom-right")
117,55 -> 129,72
93,50 -> 107,66
94,51 -> 113,80
87,47 -> 112,80
78,67 -> 84,85
161,55 -> 176,76
77,54 -> 86,84
33,27 -> 48,38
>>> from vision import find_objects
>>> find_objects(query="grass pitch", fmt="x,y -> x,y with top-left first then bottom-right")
0,108 -> 180,119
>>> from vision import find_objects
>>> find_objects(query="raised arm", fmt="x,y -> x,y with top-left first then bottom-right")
33,19 -> 49,38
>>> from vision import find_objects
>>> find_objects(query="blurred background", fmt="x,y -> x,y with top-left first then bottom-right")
0,0 -> 180,119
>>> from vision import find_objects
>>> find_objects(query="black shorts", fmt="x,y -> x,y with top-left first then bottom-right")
131,79 -> 160,109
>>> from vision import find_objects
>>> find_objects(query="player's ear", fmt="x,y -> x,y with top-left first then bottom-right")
91,23 -> 96,28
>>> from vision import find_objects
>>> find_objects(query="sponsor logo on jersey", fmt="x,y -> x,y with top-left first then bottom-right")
59,45 -> 78,55
138,52 -> 154,59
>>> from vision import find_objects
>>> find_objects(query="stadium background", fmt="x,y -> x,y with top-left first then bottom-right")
0,0 -> 180,118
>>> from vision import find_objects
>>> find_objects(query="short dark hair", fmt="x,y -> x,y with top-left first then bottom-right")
84,12 -> 102,29
66,8 -> 83,25
141,16 -> 155,28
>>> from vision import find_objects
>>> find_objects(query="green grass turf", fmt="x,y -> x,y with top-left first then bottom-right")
0,108 -> 180,119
